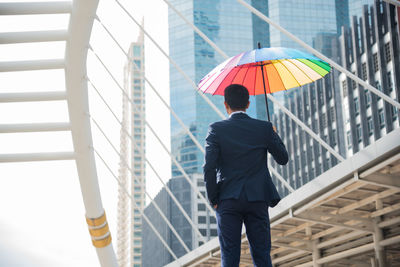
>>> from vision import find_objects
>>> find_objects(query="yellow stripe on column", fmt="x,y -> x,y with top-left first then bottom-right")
86,212 -> 112,248
89,223 -> 110,237
92,234 -> 112,248
86,212 -> 107,226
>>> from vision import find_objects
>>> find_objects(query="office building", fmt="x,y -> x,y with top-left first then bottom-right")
117,29 -> 146,267
142,173 -> 217,267
339,1 -> 400,156
270,0 -> 400,196
169,0 -> 269,178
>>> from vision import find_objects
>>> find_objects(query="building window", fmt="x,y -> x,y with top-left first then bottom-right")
387,72 -> 393,92
351,72 -> 357,90
199,229 -> 207,236
362,62 -> 367,80
364,90 -> 371,107
326,86 -> 332,99
356,124 -> 362,143
392,105 -> 398,121
321,113 -> 327,128
384,43 -> 391,62
378,109 -> 385,128
133,60 -> 141,68
367,117 -> 373,136
332,129 -> 337,146
354,97 -> 359,115
210,217 -> 216,224
373,53 -> 379,72
347,131 -> 352,149
133,46 -> 141,57
329,107 -> 335,122
210,229 -> 218,236
342,80 -> 347,97
198,216 -> 206,224
198,203 -> 206,211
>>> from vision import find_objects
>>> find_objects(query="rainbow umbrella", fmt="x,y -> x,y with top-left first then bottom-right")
198,45 -> 331,121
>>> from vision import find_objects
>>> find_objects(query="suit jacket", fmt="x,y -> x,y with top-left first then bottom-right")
203,112 -> 288,207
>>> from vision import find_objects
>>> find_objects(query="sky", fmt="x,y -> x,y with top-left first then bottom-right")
0,0 -> 172,266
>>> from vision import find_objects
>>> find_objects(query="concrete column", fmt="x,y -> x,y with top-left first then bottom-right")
312,240 -> 321,267
373,199 -> 387,267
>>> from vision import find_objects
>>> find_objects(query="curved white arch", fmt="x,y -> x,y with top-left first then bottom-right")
65,0 -> 118,266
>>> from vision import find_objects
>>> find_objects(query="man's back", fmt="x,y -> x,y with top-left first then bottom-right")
204,112 -> 288,206
203,84 -> 289,267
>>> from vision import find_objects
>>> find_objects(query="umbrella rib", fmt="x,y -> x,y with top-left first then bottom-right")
277,59 -> 301,88
212,67 -> 239,96
205,68 -> 231,95
241,66 -> 251,86
251,66 -> 257,95
288,59 -> 316,83
271,62 -> 287,93
198,71 -> 217,93
263,64 -> 270,94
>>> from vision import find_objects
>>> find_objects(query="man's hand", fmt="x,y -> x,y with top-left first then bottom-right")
214,204 -> 218,210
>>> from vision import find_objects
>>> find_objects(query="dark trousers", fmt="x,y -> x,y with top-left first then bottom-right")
216,190 -> 272,267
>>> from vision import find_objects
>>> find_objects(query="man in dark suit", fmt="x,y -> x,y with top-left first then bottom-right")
203,84 -> 289,267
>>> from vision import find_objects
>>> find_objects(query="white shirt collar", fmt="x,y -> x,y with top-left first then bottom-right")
229,110 -> 246,118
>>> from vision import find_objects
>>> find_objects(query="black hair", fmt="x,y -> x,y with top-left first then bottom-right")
224,84 -> 249,110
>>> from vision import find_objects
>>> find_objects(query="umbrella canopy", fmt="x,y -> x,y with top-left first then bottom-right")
198,47 -> 331,96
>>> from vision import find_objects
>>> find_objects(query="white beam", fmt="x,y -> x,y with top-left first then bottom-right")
0,1 -> 72,15
317,231 -> 364,249
379,235 -> 400,247
293,214 -> 373,232
0,59 -> 64,72
0,122 -> 70,133
359,153 -> 400,178
378,216 -> 400,228
0,30 -> 68,44
0,91 -> 67,103
317,243 -> 374,264
361,173 -> 400,188
0,152 -> 74,162
65,0 -> 118,265
274,242 -> 312,252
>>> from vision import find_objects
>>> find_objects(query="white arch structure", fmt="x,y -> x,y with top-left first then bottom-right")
1,0 -> 400,267
0,1 -> 118,266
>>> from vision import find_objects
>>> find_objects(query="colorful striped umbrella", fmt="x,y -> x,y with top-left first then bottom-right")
198,45 -> 331,120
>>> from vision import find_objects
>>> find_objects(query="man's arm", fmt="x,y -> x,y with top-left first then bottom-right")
266,122 -> 289,165
203,124 -> 220,206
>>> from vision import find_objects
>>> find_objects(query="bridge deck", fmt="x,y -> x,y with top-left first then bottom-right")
166,128 -> 400,267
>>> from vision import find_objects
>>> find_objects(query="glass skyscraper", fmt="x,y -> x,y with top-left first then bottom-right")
169,0 -> 269,178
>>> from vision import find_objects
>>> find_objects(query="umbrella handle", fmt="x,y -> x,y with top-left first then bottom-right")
258,42 -> 271,122
259,64 -> 271,122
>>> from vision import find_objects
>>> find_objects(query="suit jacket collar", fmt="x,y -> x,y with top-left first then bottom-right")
229,112 -> 250,120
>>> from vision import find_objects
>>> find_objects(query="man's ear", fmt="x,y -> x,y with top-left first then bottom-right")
246,101 -> 250,109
